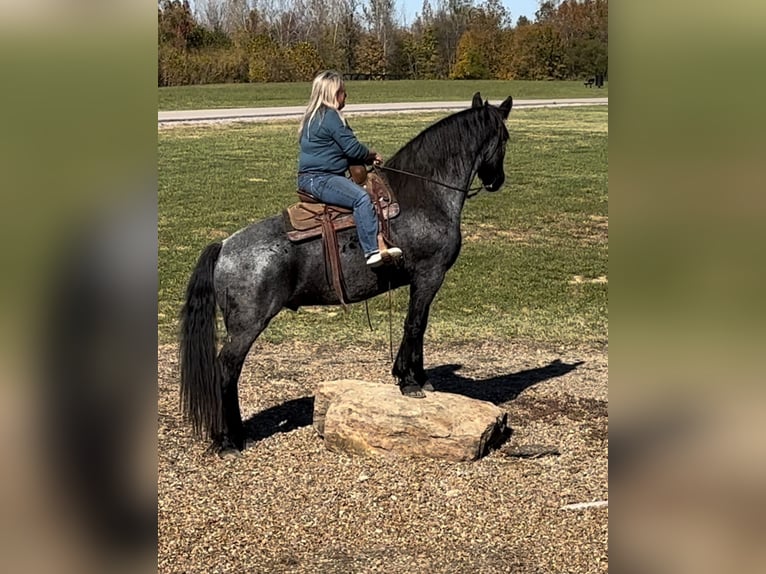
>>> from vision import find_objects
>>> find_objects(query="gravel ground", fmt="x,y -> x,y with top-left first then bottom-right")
158,339 -> 608,573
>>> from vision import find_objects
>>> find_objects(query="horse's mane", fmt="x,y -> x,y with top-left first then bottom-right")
386,105 -> 503,176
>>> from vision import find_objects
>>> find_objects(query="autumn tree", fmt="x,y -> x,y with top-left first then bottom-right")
159,0 -> 202,50
247,35 -> 288,82
537,0 -> 607,78
332,0 -> 363,73
287,42 -> 325,81
356,33 -> 387,76
506,21 -> 565,79
157,0 -> 608,85
403,0 -> 442,79
451,30 -> 487,78
433,0 -> 473,73
416,25 -> 441,78
364,0 -> 397,75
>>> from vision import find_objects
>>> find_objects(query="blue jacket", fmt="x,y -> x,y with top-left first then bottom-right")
298,107 -> 369,175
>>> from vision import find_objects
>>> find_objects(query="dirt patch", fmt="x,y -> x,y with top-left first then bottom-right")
573,215 -> 608,244
551,215 -> 608,247
463,217 -> 607,248
158,338 -> 608,573
463,222 -> 541,244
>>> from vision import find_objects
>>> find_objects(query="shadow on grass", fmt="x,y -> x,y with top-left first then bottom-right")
243,396 -> 315,443
427,359 -> 584,405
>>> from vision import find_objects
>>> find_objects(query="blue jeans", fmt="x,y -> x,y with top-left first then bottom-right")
297,172 -> 379,256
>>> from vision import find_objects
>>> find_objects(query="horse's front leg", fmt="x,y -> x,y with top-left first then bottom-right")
393,276 -> 443,398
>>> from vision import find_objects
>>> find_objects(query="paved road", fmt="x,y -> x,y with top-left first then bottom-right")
158,97 -> 607,125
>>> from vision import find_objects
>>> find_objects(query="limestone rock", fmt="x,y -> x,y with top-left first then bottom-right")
313,379 -> 508,462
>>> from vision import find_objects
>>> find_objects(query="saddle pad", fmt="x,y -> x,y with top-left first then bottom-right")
284,172 -> 400,242
287,202 -> 352,232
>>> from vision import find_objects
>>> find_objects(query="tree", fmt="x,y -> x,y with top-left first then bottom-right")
222,0 -> 251,37
416,25 -> 440,78
332,0 -> 362,73
157,0 -> 607,85
527,0 -> 610,78
197,0 -> 225,32
286,42 -> 325,81
408,1 -> 441,78
466,0 -> 508,78
425,0 -> 473,78
364,0 -> 396,74
451,29 -> 488,78
505,21 -> 565,79
158,0 -> 200,50
247,34 -> 291,82
356,33 -> 387,76
420,0 -> 434,24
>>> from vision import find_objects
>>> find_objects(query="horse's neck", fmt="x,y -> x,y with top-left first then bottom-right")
423,137 -> 479,187
394,137 -> 480,216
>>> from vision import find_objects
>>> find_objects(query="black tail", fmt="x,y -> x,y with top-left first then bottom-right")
179,241 -> 223,440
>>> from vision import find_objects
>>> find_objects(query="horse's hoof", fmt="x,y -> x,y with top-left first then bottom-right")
400,384 -> 427,398
217,447 -> 243,459
421,381 -> 435,392
207,437 -> 245,458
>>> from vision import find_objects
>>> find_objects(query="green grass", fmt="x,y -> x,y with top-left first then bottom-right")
159,79 -> 608,110
159,106 -> 608,347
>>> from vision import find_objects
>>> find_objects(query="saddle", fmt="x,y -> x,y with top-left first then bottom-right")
283,167 -> 400,306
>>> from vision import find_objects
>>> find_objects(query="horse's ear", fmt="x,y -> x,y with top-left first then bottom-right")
498,96 -> 513,119
472,92 -> 483,108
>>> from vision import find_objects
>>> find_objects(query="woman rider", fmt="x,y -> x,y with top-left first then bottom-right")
297,71 -> 402,267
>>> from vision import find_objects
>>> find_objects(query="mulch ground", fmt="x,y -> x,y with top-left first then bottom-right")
158,338 -> 608,573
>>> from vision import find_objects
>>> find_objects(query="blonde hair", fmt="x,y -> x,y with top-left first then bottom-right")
298,70 -> 346,141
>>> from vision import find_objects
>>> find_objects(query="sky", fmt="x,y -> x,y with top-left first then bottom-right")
396,0 -> 541,26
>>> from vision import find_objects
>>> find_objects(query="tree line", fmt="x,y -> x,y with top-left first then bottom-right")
158,0 -> 608,86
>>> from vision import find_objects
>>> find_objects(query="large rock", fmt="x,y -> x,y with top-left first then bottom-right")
313,379 -> 508,462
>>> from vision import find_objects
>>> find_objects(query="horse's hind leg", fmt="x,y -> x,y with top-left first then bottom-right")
215,293 -> 283,454
214,334 -> 253,454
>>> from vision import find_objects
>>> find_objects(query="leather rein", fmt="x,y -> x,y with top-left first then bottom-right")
376,165 -> 485,199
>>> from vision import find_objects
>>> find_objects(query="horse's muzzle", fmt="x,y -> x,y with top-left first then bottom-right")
483,174 -> 505,192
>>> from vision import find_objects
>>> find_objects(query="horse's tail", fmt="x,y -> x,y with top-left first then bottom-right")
179,241 -> 223,440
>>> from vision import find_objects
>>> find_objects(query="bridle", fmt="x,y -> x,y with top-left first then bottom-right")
376,165 -> 487,199
376,130 -> 505,199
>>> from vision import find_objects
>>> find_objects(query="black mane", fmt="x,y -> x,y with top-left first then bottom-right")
387,105 -> 505,177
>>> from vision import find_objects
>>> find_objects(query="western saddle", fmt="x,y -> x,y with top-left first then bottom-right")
283,165 -> 400,307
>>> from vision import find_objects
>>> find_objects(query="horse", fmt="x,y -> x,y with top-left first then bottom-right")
180,92 -> 514,453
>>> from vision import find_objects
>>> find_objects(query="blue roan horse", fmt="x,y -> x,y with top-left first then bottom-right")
181,92 -> 513,453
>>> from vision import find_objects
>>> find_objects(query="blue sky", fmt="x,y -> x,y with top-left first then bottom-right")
396,0 -> 541,26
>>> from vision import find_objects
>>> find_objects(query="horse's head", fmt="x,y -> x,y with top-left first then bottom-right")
472,93 -> 513,192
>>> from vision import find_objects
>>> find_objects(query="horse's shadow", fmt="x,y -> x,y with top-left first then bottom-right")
243,397 -> 315,443
426,359 -> 584,405
242,359 -> 583,443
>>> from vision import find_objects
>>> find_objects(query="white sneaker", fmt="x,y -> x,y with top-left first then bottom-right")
366,247 -> 403,267
366,251 -> 384,267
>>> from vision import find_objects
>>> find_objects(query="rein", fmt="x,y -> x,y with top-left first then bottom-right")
368,155 -> 491,362
377,165 -> 485,199
363,280 -> 395,363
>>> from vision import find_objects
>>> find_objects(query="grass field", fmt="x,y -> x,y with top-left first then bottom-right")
159,79 -> 608,110
158,105 -> 608,347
